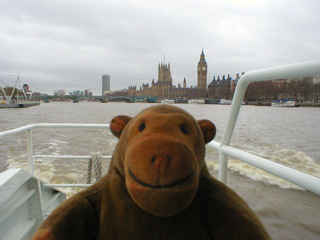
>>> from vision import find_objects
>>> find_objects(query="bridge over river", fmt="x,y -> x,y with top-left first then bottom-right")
107,96 -> 157,103
43,95 -> 157,103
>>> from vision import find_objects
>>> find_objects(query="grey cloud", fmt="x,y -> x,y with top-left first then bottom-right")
0,0 -> 319,94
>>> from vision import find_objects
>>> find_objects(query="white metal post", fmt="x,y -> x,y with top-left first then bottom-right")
218,77 -> 250,184
27,129 -> 34,174
218,153 -> 228,183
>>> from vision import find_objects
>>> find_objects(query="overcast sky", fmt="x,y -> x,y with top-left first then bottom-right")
0,0 -> 319,95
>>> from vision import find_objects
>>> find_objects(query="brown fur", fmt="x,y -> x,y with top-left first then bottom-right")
32,105 -> 270,240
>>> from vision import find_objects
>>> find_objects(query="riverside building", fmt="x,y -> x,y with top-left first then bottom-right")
102,75 -> 110,96
128,50 -> 208,99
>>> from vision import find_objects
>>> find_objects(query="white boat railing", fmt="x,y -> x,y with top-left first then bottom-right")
0,123 -> 111,188
0,61 -> 320,195
211,60 -> 320,196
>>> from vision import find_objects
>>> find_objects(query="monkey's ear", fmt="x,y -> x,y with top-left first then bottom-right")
197,119 -> 216,144
110,115 -> 132,138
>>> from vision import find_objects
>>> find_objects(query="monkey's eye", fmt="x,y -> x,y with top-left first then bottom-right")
139,123 -> 146,132
180,124 -> 188,135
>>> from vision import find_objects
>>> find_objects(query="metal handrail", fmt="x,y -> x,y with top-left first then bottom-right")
215,61 -> 320,195
0,61 -> 320,195
0,123 -> 110,188
208,142 -> 320,195
1,121 -> 319,194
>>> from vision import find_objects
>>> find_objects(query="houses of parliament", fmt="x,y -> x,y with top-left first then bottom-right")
128,50 -> 210,99
125,50 -> 320,102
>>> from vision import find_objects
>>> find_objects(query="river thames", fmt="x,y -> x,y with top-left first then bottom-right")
0,102 -> 319,240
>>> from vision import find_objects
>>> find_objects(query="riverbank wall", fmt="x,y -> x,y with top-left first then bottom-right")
247,102 -> 320,107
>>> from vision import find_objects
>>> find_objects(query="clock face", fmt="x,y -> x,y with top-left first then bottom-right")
202,67 -> 206,71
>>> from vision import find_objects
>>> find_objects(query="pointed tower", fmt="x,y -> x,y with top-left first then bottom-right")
157,59 -> 173,98
197,49 -> 208,91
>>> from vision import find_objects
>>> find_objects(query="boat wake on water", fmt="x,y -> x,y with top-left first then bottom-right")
7,138 -> 320,196
206,143 -> 320,190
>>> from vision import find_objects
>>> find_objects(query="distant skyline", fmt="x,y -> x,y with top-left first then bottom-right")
1,0 -> 319,95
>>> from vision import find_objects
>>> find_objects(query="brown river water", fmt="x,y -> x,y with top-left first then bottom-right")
0,102 -> 319,239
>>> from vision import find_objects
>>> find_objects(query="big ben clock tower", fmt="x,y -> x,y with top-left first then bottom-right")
197,49 -> 207,97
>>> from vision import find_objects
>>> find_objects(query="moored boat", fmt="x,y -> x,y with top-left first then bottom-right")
161,99 -> 175,104
219,99 -> 232,105
0,99 -> 40,108
0,76 -> 40,108
188,99 -> 205,104
271,100 -> 296,107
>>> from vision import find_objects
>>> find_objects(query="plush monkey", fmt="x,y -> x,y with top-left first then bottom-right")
32,105 -> 270,240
